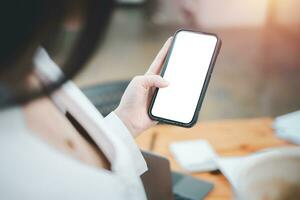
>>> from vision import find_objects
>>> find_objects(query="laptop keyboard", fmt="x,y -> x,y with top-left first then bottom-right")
174,193 -> 194,200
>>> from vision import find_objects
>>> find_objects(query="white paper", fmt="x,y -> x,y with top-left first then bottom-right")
216,147 -> 299,190
216,156 -> 254,190
169,140 -> 218,172
273,110 -> 300,145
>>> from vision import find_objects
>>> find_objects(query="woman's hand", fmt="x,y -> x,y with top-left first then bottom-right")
114,37 -> 172,137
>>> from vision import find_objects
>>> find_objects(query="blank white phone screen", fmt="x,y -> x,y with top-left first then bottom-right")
151,31 -> 217,124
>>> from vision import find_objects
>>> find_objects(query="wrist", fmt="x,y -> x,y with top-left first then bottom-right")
114,108 -> 139,137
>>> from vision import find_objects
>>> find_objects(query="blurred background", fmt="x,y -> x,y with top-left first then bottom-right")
75,0 -> 300,121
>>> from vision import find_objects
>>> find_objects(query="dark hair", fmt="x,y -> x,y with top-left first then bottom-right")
0,0 -> 115,108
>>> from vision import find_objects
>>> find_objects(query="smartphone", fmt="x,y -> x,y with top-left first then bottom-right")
148,29 -> 221,127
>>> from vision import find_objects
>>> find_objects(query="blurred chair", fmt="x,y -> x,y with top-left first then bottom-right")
81,80 -> 130,117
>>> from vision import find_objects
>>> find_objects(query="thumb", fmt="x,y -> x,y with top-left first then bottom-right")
142,75 -> 169,89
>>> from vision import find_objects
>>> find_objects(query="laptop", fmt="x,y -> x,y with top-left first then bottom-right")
141,152 -> 214,200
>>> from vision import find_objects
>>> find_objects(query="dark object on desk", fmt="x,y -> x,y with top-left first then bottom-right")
210,169 -> 221,175
141,151 -> 214,200
81,80 -> 130,117
172,171 -> 214,200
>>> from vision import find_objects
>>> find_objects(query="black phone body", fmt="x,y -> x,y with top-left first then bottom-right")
148,29 -> 221,127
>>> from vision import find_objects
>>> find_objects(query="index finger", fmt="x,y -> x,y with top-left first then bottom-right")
145,37 -> 173,75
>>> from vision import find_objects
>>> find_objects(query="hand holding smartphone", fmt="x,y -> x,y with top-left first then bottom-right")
148,29 -> 221,127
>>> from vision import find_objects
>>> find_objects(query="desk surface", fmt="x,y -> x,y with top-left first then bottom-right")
136,118 -> 292,200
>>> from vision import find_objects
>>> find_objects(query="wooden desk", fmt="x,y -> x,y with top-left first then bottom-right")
136,118 -> 292,200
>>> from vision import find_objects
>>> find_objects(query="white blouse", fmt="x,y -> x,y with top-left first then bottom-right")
0,49 -> 148,200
